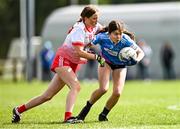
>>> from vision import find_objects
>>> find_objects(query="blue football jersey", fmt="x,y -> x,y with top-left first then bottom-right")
92,32 -> 138,65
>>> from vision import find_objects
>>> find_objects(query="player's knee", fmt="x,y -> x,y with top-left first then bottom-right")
71,83 -> 81,92
76,85 -> 81,92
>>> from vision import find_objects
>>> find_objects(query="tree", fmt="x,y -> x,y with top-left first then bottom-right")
0,0 -> 20,59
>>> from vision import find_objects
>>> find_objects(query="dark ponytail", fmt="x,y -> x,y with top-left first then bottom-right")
95,26 -> 108,34
96,20 -> 135,41
123,30 -> 135,41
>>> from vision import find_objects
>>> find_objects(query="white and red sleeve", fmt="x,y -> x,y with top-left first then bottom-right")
71,28 -> 85,47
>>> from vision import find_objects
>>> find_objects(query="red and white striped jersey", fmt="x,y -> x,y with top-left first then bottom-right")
56,21 -> 102,64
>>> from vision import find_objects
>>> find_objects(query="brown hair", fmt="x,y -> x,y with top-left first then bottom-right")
78,5 -> 98,22
108,20 -> 124,34
123,29 -> 135,41
108,20 -> 135,41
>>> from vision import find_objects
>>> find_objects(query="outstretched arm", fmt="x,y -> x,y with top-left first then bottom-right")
74,45 -> 105,66
74,45 -> 96,60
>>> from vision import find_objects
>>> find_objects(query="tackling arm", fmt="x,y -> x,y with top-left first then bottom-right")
74,45 -> 96,60
74,45 -> 105,66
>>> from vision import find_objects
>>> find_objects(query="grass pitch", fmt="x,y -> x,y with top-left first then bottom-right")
0,80 -> 180,129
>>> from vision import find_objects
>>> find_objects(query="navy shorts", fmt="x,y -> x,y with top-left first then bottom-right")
106,62 -> 126,70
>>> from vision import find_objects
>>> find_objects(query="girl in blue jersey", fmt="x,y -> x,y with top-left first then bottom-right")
75,20 -> 144,122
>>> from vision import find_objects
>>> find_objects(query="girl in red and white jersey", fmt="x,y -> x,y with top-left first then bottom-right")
55,20 -> 102,65
12,5 -> 105,123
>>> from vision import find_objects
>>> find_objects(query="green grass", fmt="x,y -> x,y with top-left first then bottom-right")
0,80 -> 180,129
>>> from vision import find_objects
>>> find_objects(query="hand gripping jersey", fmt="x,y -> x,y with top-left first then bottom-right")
56,21 -> 102,64
92,32 -> 139,65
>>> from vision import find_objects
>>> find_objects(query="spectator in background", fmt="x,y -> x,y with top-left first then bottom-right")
160,41 -> 175,79
40,41 -> 55,81
137,39 -> 152,80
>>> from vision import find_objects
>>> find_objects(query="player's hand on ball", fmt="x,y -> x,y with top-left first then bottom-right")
126,57 -> 137,66
95,54 -> 105,67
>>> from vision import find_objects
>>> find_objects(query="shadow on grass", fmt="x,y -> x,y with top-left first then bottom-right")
2,120 -> 100,125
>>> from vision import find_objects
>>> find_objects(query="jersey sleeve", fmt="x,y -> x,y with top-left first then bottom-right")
71,28 -> 85,46
124,34 -> 139,51
130,41 -> 139,51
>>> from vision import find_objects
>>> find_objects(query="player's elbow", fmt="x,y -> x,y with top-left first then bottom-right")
140,50 -> 145,58
139,50 -> 145,61
136,49 -> 145,62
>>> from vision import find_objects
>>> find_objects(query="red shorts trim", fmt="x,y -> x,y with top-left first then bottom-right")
50,54 -> 78,73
